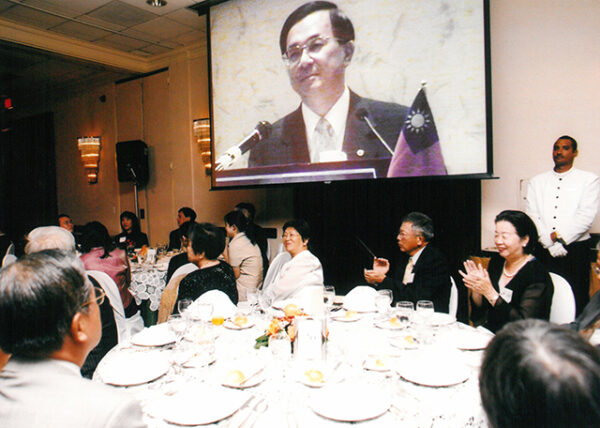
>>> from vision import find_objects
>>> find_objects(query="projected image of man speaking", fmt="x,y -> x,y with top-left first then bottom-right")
248,1 -> 409,168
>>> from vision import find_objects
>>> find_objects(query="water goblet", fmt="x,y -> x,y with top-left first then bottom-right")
376,289 -> 393,318
323,285 -> 335,312
237,301 -> 252,317
395,301 -> 414,327
416,300 -> 434,323
167,314 -> 189,344
195,302 -> 214,325
247,289 -> 259,312
177,299 -> 193,318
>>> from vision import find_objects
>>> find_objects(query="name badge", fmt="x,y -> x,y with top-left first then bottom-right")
119,236 -> 126,243
500,288 -> 513,303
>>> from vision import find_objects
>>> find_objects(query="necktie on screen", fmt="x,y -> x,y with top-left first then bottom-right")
313,117 -> 335,162
403,257 -> 414,285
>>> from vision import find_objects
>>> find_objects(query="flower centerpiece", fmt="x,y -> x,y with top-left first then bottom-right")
254,304 -> 306,349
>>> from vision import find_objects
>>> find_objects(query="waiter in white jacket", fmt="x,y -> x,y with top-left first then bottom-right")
526,135 -> 599,315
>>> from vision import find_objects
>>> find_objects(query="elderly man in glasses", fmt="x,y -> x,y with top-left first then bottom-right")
249,1 -> 408,169
0,250 -> 145,427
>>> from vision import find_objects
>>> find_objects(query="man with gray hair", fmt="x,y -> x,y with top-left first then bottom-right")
480,319 -> 600,428
364,212 -> 451,312
25,225 -> 118,379
0,250 -> 145,427
25,225 -> 76,254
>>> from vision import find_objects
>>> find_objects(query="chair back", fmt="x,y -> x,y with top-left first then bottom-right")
87,270 -> 130,342
449,276 -> 458,318
549,272 -> 576,324
158,273 -> 187,323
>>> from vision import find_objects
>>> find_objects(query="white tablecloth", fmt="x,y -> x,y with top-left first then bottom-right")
94,312 -> 490,427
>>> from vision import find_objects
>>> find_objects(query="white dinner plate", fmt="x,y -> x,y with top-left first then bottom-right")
310,382 -> 390,422
130,324 -> 176,347
426,312 -> 456,326
99,351 -> 170,386
453,329 -> 494,351
223,318 -> 256,330
332,311 -> 361,322
298,363 -> 331,388
397,350 -> 470,387
155,385 -> 250,426
374,318 -> 406,330
391,334 -> 420,350
363,355 -> 392,372
221,362 -> 265,389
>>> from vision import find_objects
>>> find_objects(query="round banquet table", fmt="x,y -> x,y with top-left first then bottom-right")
94,310 -> 491,427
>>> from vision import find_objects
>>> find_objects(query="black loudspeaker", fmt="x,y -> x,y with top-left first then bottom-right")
116,140 -> 149,186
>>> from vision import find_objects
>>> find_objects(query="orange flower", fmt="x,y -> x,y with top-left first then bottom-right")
287,325 -> 296,342
266,319 -> 281,336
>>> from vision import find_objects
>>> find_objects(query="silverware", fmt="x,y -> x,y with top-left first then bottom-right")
236,398 -> 265,428
226,395 -> 255,428
247,400 -> 268,428
239,367 -> 264,386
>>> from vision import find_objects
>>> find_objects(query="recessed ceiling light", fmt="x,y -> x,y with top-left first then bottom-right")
147,0 -> 167,7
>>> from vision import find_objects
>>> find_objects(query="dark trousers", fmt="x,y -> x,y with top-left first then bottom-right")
539,239 -> 592,316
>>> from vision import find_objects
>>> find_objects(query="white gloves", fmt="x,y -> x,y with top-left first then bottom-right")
548,242 -> 568,258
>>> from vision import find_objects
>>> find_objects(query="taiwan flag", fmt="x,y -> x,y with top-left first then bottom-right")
387,88 -> 447,177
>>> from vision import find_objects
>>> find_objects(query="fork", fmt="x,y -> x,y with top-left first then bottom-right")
242,399 -> 268,428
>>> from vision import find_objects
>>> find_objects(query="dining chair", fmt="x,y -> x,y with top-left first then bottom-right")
549,273 -> 576,324
449,276 -> 458,318
171,262 -> 199,280
87,270 -> 129,342
157,274 -> 187,323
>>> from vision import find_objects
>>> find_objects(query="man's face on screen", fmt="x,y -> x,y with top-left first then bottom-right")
285,10 -> 350,104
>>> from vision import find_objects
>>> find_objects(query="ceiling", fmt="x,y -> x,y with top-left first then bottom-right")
0,0 -> 208,108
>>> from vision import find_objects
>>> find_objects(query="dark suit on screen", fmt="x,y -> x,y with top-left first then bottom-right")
380,244 -> 451,313
249,91 -> 408,168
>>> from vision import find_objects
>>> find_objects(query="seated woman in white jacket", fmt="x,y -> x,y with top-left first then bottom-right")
263,219 -> 323,303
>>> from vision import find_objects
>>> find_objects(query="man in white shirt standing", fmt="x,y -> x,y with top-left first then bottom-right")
526,135 -> 600,315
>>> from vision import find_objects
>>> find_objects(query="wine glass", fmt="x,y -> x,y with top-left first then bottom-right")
323,285 -> 335,312
167,314 -> 188,344
395,301 -> 414,327
376,289 -> 393,317
195,303 -> 214,324
177,299 -> 192,318
416,300 -> 434,324
237,301 -> 252,317
247,289 -> 259,312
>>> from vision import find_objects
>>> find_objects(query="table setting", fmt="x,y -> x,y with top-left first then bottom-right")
94,288 -> 491,427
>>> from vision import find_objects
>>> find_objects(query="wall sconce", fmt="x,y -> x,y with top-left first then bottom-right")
77,136 -> 101,184
193,118 -> 211,175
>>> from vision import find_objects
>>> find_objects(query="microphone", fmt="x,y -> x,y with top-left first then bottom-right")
355,109 -> 394,156
215,121 -> 272,171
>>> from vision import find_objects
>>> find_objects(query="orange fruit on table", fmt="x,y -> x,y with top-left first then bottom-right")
212,316 -> 225,325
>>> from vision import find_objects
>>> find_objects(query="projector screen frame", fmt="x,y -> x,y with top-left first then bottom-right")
201,0 -> 493,189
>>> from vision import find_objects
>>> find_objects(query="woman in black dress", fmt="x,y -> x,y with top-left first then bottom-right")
460,210 -> 553,333
173,222 -> 237,312
114,211 -> 148,250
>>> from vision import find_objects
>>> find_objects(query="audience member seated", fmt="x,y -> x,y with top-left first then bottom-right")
224,210 -> 263,301
263,219 -> 323,302
80,222 -> 137,316
173,223 -> 238,313
0,250 -> 145,427
25,225 -> 118,378
235,202 -> 270,277
461,210 -> 553,333
165,220 -> 195,284
57,213 -> 82,249
114,210 -> 148,250
364,212 -> 451,312
168,207 -> 196,251
480,319 -> 600,428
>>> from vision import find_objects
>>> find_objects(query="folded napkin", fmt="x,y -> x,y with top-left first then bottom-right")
192,290 -> 237,319
343,286 -> 378,312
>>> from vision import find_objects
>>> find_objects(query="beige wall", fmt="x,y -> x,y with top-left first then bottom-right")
482,0 -> 600,247
51,0 -> 599,247
54,47 -> 292,244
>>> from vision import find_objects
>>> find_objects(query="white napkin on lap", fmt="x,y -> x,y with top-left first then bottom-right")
343,286 -> 378,312
193,290 -> 237,319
